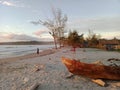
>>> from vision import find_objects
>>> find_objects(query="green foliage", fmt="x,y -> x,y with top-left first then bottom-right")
86,30 -> 101,47
67,30 -> 84,47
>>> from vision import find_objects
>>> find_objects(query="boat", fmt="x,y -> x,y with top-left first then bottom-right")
62,57 -> 120,80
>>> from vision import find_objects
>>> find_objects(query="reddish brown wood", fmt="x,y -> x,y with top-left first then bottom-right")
62,57 -> 120,80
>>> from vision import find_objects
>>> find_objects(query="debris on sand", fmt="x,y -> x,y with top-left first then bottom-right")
107,58 -> 120,62
111,82 -> 120,87
26,83 -> 40,90
23,77 -> 29,84
91,79 -> 106,86
65,73 -> 74,79
107,58 -> 120,67
33,64 -> 45,72
92,60 -> 104,65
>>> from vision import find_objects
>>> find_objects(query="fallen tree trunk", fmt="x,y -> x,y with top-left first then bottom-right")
62,57 -> 120,80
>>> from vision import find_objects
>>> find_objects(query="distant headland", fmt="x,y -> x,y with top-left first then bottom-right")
0,41 -> 54,45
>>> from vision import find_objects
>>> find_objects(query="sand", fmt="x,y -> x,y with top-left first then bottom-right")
0,47 -> 120,90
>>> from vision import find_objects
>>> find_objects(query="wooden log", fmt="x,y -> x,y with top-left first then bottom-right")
62,57 -> 120,80
91,79 -> 105,86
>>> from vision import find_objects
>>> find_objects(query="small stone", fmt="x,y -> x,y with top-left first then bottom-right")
23,77 -> 29,84
65,73 -> 74,79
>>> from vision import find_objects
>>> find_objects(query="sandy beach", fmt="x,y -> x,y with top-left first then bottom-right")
0,47 -> 120,90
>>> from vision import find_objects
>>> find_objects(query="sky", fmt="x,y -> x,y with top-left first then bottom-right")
0,0 -> 120,42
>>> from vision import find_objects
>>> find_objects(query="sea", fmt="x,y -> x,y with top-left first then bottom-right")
0,45 -> 54,59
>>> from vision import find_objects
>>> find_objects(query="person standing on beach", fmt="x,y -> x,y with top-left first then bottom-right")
37,48 -> 39,54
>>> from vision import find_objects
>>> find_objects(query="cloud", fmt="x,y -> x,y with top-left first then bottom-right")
0,32 -> 40,42
2,1 -> 13,6
33,29 -> 49,36
30,21 -> 40,25
1,1 -> 15,7
101,31 -> 120,39
68,16 -> 120,31
67,16 -> 120,39
33,29 -> 53,41
0,0 -> 29,8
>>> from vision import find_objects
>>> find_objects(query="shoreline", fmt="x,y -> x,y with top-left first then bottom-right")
0,48 -> 57,64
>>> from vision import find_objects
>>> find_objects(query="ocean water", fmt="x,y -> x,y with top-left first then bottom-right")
0,45 -> 54,59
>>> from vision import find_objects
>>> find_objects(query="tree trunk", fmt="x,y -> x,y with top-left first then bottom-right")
53,36 -> 57,49
62,57 -> 120,80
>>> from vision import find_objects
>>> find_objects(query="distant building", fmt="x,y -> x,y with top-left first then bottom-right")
98,39 -> 120,50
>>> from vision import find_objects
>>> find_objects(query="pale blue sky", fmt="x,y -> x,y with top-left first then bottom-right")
0,0 -> 120,42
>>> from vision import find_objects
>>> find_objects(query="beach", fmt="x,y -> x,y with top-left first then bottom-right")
0,47 -> 120,90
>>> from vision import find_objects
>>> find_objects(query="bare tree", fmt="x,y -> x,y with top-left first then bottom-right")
31,8 -> 67,49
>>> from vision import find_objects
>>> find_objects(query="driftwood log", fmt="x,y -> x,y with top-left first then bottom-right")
91,79 -> 105,86
62,57 -> 120,80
